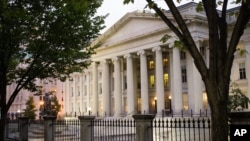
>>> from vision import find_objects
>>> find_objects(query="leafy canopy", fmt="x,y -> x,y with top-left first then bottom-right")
0,0 -> 106,113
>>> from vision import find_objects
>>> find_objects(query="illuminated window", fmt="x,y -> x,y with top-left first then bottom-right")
150,75 -> 155,88
164,73 -> 169,87
182,93 -> 188,110
203,92 -> 209,109
239,63 -> 246,79
149,61 -> 154,69
163,58 -> 168,66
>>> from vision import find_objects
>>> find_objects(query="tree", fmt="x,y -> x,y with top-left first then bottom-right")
124,0 -> 250,141
51,95 -> 61,117
228,82 -> 250,111
0,0 -> 106,140
23,96 -> 37,120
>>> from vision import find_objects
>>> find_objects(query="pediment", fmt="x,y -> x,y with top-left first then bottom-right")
95,11 -> 166,48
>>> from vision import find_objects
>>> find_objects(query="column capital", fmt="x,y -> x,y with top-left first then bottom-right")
124,53 -> 132,59
100,59 -> 110,65
137,50 -> 146,56
152,46 -> 162,52
112,56 -> 120,62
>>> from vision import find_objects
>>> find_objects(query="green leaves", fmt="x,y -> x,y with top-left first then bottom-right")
123,0 -> 134,4
228,82 -> 250,111
196,2 -> 203,12
160,34 -> 171,43
0,0 -> 106,89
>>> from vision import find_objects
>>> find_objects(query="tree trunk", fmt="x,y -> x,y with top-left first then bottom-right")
0,114 -> 7,141
210,95 -> 229,141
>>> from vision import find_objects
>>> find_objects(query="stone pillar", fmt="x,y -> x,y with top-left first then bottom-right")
102,60 -> 110,116
124,54 -> 136,115
229,112 -> 250,125
19,117 -> 29,141
186,52 -> 203,115
137,50 -> 149,114
133,114 -> 155,141
113,57 -> 122,116
43,116 -> 57,141
229,112 -> 250,140
246,46 -> 250,103
170,47 -> 183,115
78,116 -> 95,141
152,47 -> 165,114
92,62 -> 98,116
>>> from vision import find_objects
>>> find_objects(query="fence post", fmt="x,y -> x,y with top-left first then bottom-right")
78,116 -> 96,141
43,116 -> 57,141
133,114 -> 155,141
229,111 -> 250,125
19,117 -> 29,141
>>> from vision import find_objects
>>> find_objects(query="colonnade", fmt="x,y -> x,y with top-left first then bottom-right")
65,45 -> 205,117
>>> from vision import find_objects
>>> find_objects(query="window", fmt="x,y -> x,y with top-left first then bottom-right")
181,66 -> 187,83
99,83 -> 102,94
150,75 -> 155,88
71,87 -> 74,97
164,73 -> 169,87
163,58 -> 168,67
180,51 -> 186,60
149,61 -> 155,69
200,46 -> 205,56
239,63 -> 246,79
124,76 -> 127,89
183,93 -> 188,110
203,92 -> 208,109
77,86 -> 80,96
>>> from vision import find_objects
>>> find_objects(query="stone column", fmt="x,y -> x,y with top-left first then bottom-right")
43,116 -> 57,141
137,50 -> 149,114
92,62 -> 98,116
229,112 -> 250,140
186,52 -> 203,115
246,45 -> 250,101
86,72 -> 91,115
170,47 -> 183,115
102,60 -> 110,116
152,47 -> 165,114
133,114 -> 155,141
124,54 -> 136,115
113,57 -> 122,116
19,117 -> 29,141
78,116 -> 96,141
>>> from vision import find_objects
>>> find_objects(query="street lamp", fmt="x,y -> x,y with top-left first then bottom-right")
154,97 -> 157,114
169,95 -> 172,114
88,107 -> 91,115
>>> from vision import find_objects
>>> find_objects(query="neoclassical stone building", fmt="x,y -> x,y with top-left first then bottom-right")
62,2 -> 250,117
7,3 -> 250,119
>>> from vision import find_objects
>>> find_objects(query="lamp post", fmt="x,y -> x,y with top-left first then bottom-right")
39,100 -> 44,120
88,107 -> 91,115
169,95 -> 172,114
154,97 -> 157,114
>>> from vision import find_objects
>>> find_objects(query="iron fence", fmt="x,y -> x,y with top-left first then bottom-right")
7,116 -> 211,141
93,118 -> 136,141
53,119 -> 80,141
153,117 -> 211,141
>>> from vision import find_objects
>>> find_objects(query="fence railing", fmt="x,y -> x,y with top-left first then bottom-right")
7,116 -> 212,141
153,117 -> 211,141
93,118 -> 136,141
